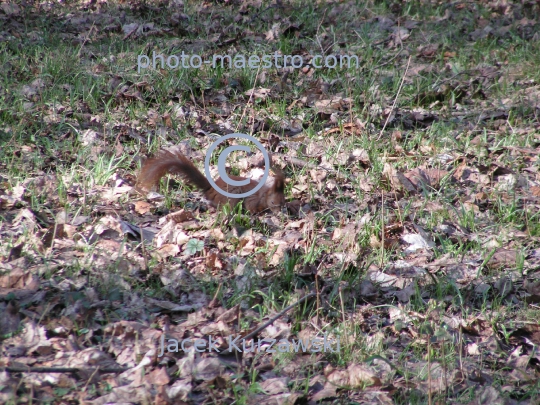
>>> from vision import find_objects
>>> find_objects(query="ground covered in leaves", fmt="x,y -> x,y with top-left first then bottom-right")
1,0 -> 540,404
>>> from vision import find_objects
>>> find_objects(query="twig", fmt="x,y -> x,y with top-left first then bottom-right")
390,164 -> 403,225
2,367 -> 128,374
236,302 -> 242,371
442,336 -> 448,398
376,55 -> 411,141
338,286 -> 346,324
209,283 -> 222,307
236,62 -> 262,134
315,8 -> 329,56
77,22 -> 96,58
276,154 -> 336,173
428,332 -> 432,405
248,1 -> 286,23
315,274 -> 321,327
458,325 -> 464,378
82,366 -> 100,394
505,146 -> 540,155
139,225 -> 148,271
241,291 -> 317,343
380,189 -> 385,267
373,48 -> 404,69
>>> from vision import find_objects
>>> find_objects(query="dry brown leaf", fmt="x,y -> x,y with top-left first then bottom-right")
327,363 -> 381,388
245,87 -> 271,100
166,209 -> 195,223
0,268 -> 40,299
1,2 -> 20,15
332,223 -> 358,251
206,251 -> 224,270
155,244 -> 181,260
404,167 -> 449,189
167,378 -> 192,401
382,163 -> 402,190
314,97 -> 353,113
347,364 -> 381,387
487,248 -> 517,268
134,201 -> 152,214
310,379 -> 337,402
260,377 -> 290,395
90,385 -> 153,405
194,357 -> 224,381
269,241 -> 288,266
147,367 -> 170,386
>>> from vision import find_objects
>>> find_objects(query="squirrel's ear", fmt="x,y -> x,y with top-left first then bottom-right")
274,177 -> 285,192
272,168 -> 285,192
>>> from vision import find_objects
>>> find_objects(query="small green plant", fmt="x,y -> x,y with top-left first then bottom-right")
184,238 -> 205,256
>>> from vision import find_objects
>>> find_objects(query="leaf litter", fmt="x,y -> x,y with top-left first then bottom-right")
1,0 -> 540,404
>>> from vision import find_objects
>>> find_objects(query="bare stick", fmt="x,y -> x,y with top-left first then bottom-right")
236,63 -> 262,134
82,366 -> 101,394
2,367 -> 128,374
339,285 -> 347,324
376,56 -> 411,141
139,225 -> 148,271
241,292 -> 317,343
428,331 -> 432,405
315,274 -> 321,327
380,189 -> 385,267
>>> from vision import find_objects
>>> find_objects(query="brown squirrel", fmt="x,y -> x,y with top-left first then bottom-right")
137,149 -> 286,214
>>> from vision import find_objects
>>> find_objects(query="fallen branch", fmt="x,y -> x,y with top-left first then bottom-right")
2,366 -> 128,374
219,291 -> 319,353
376,55 -> 412,141
243,291 -> 317,342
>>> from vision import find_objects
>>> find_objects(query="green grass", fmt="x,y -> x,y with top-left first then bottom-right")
1,0 -> 540,403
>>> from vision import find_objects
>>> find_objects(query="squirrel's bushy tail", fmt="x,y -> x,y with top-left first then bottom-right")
137,149 -> 211,192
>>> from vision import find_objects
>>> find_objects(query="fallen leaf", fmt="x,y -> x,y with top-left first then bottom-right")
134,201 -> 152,214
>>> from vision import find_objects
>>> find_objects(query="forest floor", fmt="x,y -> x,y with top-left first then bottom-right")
1,0 -> 540,404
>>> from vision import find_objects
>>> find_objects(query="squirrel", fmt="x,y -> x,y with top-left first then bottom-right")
137,149 -> 286,214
